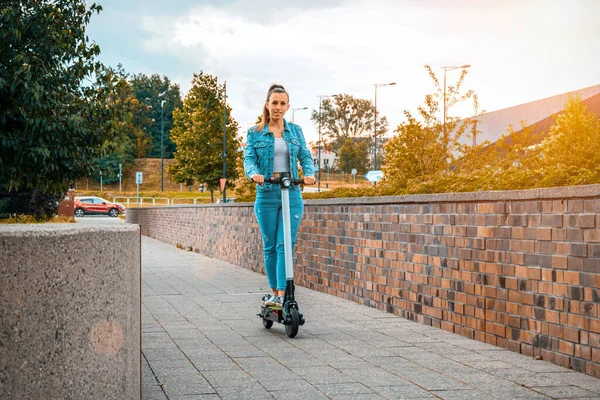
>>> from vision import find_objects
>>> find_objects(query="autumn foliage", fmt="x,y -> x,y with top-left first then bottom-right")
379,97 -> 600,195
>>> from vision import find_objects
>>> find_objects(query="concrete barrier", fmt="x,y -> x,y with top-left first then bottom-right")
0,224 -> 141,399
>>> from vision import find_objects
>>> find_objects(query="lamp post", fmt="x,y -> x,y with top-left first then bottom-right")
442,64 -> 470,151
160,99 -> 166,192
291,107 -> 308,123
222,81 -> 227,203
373,82 -> 396,171
317,95 -> 333,192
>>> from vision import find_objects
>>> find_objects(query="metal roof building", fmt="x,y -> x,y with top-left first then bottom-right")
462,84 -> 600,146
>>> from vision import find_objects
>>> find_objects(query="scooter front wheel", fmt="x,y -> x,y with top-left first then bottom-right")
285,308 -> 300,338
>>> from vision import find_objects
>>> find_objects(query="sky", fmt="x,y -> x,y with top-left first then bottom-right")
86,0 -> 600,144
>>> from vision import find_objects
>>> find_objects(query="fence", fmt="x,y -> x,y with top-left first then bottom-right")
113,197 -> 207,207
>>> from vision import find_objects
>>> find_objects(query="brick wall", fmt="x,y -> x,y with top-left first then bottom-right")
127,184 -> 600,377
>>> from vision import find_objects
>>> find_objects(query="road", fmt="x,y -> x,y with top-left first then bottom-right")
74,215 -> 126,225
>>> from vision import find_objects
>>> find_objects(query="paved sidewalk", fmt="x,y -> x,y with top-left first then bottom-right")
141,236 -> 600,400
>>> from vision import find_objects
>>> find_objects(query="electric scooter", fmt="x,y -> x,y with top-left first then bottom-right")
258,172 -> 306,338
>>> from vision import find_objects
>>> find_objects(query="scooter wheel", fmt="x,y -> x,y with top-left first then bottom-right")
262,318 -> 273,329
285,308 -> 300,338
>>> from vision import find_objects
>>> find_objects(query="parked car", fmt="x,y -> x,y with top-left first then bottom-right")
74,196 -> 126,217
216,197 -> 235,204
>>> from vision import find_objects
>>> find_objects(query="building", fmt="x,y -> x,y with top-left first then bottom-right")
311,148 -> 337,172
462,84 -> 600,146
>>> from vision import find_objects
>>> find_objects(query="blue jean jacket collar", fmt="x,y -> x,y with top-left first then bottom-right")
260,119 -> 291,135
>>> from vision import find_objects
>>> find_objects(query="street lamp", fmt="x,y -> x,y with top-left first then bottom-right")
317,95 -> 333,192
222,81 -> 227,203
373,82 -> 396,171
291,107 -> 308,123
442,64 -> 470,151
160,99 -> 166,192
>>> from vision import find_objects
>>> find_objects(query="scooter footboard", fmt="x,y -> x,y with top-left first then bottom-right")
259,306 -> 283,323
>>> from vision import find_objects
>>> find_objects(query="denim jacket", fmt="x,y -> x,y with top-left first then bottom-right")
244,119 -> 315,191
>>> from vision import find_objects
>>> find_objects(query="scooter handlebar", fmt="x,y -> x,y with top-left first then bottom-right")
266,176 -> 305,187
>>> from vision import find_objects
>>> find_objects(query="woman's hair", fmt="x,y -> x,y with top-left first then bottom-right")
256,84 -> 289,131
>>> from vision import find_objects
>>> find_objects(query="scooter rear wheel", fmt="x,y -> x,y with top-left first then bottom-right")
262,318 -> 273,329
285,308 -> 300,338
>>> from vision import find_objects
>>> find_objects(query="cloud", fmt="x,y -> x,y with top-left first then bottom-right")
93,0 -> 600,144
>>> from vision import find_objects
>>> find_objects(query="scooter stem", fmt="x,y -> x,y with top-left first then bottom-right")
280,175 -> 294,285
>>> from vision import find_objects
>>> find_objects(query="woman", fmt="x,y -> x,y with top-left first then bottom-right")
243,84 -> 316,307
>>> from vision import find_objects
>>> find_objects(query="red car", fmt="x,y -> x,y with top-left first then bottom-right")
74,196 -> 126,217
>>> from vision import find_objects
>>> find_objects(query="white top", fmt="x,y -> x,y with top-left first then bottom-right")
273,137 -> 290,173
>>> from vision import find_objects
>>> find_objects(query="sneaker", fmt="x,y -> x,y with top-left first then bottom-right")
265,295 -> 282,308
263,294 -> 277,305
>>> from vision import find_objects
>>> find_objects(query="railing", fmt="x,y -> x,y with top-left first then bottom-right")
113,197 -> 207,207
113,197 -> 170,207
170,198 -> 205,205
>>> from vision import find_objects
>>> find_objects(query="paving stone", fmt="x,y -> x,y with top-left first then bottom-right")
326,358 -> 373,370
476,380 -> 553,399
243,366 -> 300,382
270,386 -> 329,399
340,367 -> 411,387
143,348 -> 188,361
200,369 -> 257,388
430,389 -> 496,400
274,353 -> 327,368
167,329 -> 206,340
397,370 -> 469,391
139,235 -> 600,400
528,385 -> 597,398
159,374 -> 215,396
542,372 -> 600,393
291,366 -> 358,385
141,388 -> 168,400
490,368 -> 565,387
187,355 -> 239,371
214,383 -> 271,400
328,394 -> 385,400
314,382 -> 375,396
259,378 -> 316,392
463,360 -> 515,370
371,384 -> 436,399
218,344 -> 268,358
148,357 -> 197,370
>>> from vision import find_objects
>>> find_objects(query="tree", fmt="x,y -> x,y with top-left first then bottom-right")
336,137 -> 370,174
310,94 -> 388,160
417,65 -> 476,167
0,0 -> 114,219
130,73 -> 182,159
381,65 -> 478,193
233,149 -> 255,202
169,71 -> 240,202
534,97 -> 600,187
95,75 -> 148,184
382,112 -> 446,191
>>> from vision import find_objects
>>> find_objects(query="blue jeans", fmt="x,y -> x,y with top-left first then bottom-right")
254,187 -> 304,291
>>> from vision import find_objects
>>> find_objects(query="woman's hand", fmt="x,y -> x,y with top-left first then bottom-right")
251,174 -> 264,185
303,176 -> 316,185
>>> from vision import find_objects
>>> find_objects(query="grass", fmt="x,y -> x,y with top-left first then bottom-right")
0,215 -> 77,224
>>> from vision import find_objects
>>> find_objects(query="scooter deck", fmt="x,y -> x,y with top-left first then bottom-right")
262,304 -> 282,310
259,305 -> 283,323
